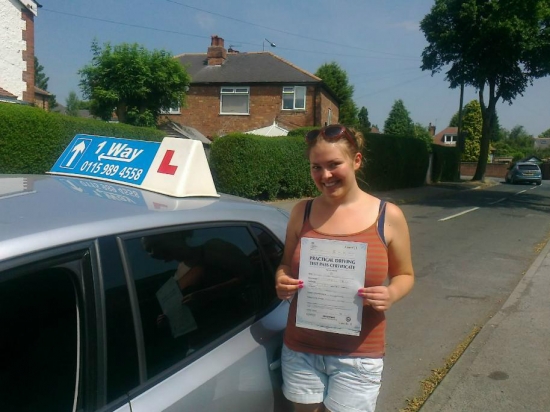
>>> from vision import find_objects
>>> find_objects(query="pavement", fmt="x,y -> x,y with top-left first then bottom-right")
268,177 -> 550,412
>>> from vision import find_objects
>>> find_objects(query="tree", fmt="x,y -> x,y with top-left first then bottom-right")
315,62 -> 358,126
384,99 -> 414,136
79,41 -> 190,127
414,123 -> 434,151
358,106 -> 371,129
540,128 -> 550,138
460,100 -> 483,161
34,56 -> 57,109
420,0 -> 550,181
65,91 -> 81,117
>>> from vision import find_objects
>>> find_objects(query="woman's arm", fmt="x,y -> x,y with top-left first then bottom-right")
359,202 -> 414,311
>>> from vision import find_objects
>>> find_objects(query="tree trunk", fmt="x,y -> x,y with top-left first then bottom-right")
116,102 -> 127,124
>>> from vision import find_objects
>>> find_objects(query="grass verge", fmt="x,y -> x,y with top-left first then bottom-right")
400,325 -> 482,412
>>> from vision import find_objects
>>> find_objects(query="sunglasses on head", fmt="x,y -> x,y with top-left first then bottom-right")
305,125 -> 357,149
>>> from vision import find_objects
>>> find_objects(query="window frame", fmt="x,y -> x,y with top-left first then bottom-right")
113,220 -> 284,396
282,85 -> 306,111
219,86 -> 250,115
0,242 -> 98,412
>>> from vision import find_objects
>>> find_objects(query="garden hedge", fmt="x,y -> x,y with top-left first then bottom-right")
0,104 -> 164,174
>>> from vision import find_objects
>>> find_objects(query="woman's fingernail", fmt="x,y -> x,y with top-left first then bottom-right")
299,280 -> 304,284
299,284 -> 303,289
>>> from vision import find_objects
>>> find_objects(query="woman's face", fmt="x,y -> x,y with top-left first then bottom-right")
308,140 -> 361,198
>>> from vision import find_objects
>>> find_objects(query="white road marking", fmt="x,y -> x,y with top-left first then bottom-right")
439,207 -> 480,221
489,198 -> 507,205
515,190 -> 527,195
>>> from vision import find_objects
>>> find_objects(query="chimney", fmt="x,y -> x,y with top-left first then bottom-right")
207,35 -> 227,66
428,122 -> 436,136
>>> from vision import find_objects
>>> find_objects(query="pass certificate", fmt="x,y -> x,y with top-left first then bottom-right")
296,237 -> 367,336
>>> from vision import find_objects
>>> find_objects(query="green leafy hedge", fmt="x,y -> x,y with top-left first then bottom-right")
211,129 -> 430,199
210,133 -> 317,200
360,131 -> 430,191
431,144 -> 461,182
0,104 -> 164,174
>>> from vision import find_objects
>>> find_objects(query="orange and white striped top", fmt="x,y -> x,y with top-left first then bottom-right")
284,199 -> 389,358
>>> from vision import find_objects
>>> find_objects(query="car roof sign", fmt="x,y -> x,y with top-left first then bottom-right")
49,134 -> 219,198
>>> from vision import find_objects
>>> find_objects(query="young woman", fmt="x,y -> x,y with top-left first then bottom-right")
275,124 -> 414,412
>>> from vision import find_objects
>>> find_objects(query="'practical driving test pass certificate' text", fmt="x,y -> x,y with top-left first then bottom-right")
296,237 -> 367,336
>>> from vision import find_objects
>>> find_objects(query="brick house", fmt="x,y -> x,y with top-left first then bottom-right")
163,36 -> 340,138
432,127 -> 458,146
0,0 -> 40,105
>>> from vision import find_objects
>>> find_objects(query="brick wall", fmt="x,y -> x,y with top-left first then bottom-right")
318,89 -> 339,126
169,84 -> 321,137
460,162 -> 508,178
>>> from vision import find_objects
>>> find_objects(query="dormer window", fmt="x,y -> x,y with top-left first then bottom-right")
282,86 -> 306,110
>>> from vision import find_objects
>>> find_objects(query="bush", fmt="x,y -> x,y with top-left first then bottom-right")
0,104 -> 164,174
210,133 -> 317,200
360,130 -> 430,191
431,144 -> 461,182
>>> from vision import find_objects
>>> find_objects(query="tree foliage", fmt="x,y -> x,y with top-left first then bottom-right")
460,99 -> 482,161
420,0 -> 550,180
34,57 -> 57,108
65,91 -> 81,117
414,123 -> 434,152
358,106 -> 371,129
315,62 -> 358,126
384,99 -> 414,136
79,41 -> 190,127
540,128 -> 550,138
493,125 -> 536,160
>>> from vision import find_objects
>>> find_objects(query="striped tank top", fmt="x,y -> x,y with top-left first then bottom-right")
283,199 -> 389,358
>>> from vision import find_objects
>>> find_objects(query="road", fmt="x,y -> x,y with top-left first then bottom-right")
378,181 -> 550,412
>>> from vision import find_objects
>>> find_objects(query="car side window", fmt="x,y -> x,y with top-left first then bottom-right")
124,225 -> 273,379
0,263 -> 82,412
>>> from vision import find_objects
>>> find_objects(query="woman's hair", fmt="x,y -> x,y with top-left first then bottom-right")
305,124 -> 365,158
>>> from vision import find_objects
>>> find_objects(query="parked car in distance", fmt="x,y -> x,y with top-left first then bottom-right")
505,162 -> 542,185
0,135 -> 292,412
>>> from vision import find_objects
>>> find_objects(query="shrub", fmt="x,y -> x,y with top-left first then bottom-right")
431,144 -> 461,182
210,133 -> 317,200
0,104 -> 164,174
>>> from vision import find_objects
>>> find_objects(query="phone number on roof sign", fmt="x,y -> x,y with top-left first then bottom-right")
79,161 -> 144,181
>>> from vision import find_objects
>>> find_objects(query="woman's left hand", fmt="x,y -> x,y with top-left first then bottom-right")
358,286 -> 393,312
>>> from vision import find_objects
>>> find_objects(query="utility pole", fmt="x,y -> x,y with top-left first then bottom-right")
456,72 -> 465,181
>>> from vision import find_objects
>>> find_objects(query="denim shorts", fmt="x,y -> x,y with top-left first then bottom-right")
281,344 -> 383,412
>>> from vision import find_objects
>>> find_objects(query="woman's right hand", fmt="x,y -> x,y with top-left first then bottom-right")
275,272 -> 303,301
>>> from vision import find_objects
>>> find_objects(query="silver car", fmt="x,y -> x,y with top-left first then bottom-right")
0,137 -> 292,412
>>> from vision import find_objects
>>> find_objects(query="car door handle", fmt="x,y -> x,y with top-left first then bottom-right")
269,359 -> 281,371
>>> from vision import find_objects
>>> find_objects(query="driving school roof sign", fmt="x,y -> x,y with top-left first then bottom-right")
49,134 -> 218,198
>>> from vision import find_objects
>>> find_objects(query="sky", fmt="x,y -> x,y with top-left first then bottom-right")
35,0 -> 550,137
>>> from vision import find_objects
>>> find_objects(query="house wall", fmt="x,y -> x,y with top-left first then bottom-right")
167,84 -> 322,138
317,89 -> 339,126
1,0 -> 26,100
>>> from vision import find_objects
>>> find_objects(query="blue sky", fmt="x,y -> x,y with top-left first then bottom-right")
35,0 -> 550,136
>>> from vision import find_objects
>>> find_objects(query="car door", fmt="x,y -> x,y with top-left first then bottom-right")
0,243 -> 111,412
100,223 -> 292,412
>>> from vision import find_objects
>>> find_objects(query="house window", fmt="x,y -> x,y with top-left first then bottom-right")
282,86 -> 306,110
161,106 -> 181,114
443,134 -> 457,144
327,108 -> 332,125
220,87 -> 249,115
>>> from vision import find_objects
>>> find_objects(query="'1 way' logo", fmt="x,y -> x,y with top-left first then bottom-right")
95,141 -> 144,162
